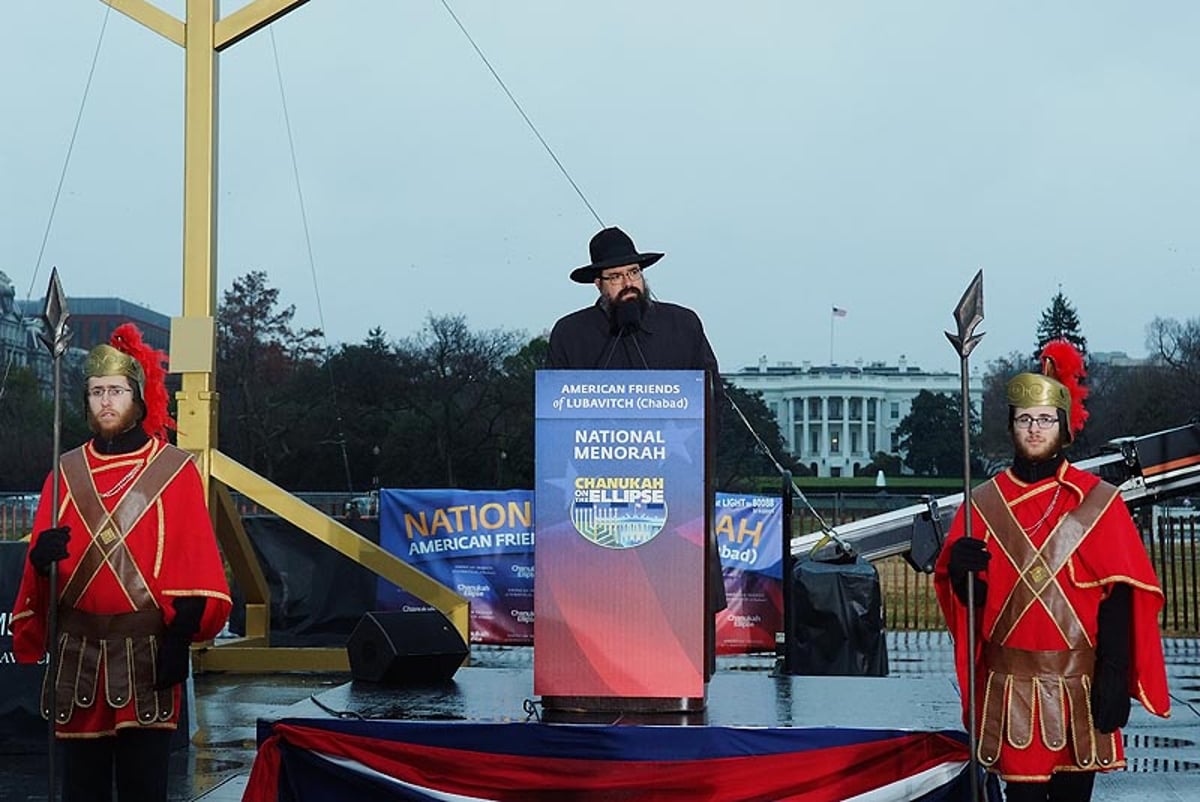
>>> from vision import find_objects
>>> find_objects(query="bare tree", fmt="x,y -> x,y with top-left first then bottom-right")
391,315 -> 523,487
216,270 -> 324,480
1146,316 -> 1200,418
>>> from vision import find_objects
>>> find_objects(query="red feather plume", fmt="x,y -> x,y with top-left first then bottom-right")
1039,339 -> 1088,437
109,323 -> 175,442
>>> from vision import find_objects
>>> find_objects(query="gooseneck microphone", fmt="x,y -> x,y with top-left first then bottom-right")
599,326 -> 625,368
599,301 -> 645,368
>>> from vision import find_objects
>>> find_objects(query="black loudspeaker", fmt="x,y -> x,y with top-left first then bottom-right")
346,610 -> 469,684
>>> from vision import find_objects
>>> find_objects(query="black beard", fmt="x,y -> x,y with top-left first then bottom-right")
603,290 -> 648,330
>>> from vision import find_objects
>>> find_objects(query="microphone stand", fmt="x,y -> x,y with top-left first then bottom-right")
600,300 -> 646,368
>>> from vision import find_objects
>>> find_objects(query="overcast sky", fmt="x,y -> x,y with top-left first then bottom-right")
2,1 -> 1197,374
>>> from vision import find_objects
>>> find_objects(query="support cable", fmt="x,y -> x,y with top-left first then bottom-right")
269,28 -> 355,493
724,388 -> 853,556
439,0 -> 604,227
2,7 -> 111,405
25,6 -> 112,302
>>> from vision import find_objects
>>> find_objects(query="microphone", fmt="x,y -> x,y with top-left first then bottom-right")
616,301 -> 649,367
629,331 -> 650,369
600,327 -> 625,368
599,301 -> 642,368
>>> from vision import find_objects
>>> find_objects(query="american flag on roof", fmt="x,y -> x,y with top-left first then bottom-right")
832,306 -> 848,317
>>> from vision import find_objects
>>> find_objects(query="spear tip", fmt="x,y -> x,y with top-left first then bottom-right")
948,269 -> 985,358
41,268 -> 72,358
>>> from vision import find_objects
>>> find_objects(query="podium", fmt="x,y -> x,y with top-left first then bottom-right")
533,370 -> 711,713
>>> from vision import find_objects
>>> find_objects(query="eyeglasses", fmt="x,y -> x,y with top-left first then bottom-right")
1013,414 -> 1059,430
88,386 -> 132,400
598,266 -> 642,284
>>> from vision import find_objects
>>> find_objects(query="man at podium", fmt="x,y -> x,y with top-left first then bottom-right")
546,225 -> 725,680
547,226 -> 719,376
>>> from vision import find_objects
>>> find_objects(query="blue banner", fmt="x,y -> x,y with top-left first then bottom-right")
374,484 -> 784,652
714,493 -> 784,654
378,489 -> 534,645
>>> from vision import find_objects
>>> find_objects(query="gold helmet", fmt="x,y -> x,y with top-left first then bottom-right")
1006,339 -> 1088,443
84,344 -> 146,387
1005,372 -> 1070,414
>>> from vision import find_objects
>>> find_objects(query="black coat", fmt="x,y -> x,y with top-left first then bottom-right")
546,300 -> 719,375
546,297 -> 727,665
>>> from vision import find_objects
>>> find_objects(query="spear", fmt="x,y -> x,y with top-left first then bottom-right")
39,267 -> 71,802
944,269 -> 984,801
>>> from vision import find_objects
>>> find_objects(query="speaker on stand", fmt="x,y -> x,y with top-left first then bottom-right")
346,609 -> 469,684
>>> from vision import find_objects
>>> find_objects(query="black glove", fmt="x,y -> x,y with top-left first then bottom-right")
29,526 -> 71,576
154,597 -> 207,691
1091,584 -> 1132,733
948,537 -> 990,607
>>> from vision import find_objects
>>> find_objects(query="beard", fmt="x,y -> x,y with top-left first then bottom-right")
88,403 -> 142,440
600,282 -> 652,328
1011,428 -> 1064,464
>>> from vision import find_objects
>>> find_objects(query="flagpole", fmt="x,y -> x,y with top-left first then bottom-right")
830,307 -> 845,365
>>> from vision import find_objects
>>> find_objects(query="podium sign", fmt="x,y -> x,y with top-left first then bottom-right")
534,370 -> 708,709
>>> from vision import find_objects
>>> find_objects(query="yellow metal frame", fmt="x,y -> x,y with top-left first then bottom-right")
105,0 -> 468,671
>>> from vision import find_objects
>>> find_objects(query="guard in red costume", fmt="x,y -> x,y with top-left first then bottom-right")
935,340 -> 1170,802
11,323 -> 232,802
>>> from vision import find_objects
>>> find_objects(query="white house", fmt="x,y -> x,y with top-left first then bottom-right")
724,356 -> 984,478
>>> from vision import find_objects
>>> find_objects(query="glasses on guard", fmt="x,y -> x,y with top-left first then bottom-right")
87,386 -> 132,400
1013,414 -> 1059,431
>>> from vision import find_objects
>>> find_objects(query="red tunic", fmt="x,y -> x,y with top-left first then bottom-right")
934,461 -> 1170,781
11,437 -> 232,737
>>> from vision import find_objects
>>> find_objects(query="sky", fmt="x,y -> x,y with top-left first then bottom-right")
2,1 -> 1198,375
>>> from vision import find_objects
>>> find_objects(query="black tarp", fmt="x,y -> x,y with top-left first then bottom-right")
228,516 -> 380,647
785,555 -> 889,676
1,541 -> 44,754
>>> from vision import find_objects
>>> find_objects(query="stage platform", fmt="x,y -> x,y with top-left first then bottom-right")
241,635 -> 1200,802
4,634 -> 1198,801
242,652 -> 974,801
274,663 -> 966,729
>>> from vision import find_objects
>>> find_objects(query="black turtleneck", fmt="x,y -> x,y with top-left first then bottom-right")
1011,452 -> 1064,484
91,425 -> 150,456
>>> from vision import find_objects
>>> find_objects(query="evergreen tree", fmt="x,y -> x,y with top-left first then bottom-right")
894,390 -> 980,476
716,380 -> 802,490
1034,290 -> 1088,359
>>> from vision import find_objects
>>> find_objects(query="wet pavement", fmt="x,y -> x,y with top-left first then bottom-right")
1,632 -> 1197,801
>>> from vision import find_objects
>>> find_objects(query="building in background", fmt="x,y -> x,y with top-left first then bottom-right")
0,270 -> 55,391
2,272 -> 171,397
16,295 -> 169,353
725,356 -> 984,478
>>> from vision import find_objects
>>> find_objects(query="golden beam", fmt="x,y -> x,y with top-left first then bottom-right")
101,0 -> 470,668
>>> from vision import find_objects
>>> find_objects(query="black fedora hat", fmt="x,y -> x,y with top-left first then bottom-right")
569,227 -> 664,283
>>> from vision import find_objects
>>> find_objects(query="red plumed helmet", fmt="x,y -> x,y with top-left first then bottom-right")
109,323 -> 175,441
1039,339 -> 1088,438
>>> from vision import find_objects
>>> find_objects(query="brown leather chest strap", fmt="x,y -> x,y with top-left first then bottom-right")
974,479 -> 1118,647
59,446 -> 191,611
